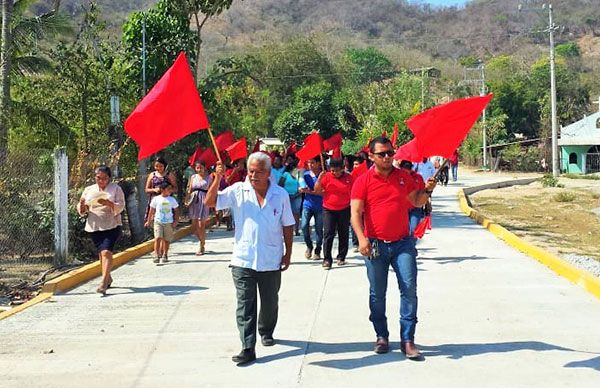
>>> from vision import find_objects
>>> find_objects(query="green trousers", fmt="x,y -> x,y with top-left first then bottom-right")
231,266 -> 281,349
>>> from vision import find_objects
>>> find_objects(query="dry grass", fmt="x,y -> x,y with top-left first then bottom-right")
470,181 -> 600,261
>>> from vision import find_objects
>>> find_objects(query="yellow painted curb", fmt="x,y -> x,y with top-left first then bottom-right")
0,225 -> 193,321
458,189 -> 600,300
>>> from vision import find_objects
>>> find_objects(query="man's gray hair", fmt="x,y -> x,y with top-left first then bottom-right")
247,152 -> 272,170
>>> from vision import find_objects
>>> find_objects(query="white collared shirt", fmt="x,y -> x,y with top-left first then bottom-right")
216,180 -> 295,271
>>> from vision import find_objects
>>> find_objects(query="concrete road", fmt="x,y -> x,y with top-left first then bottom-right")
1,170 -> 599,388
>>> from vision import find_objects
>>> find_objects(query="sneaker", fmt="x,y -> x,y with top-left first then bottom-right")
153,256 -> 160,264
158,256 -> 167,265
155,256 -> 162,265
163,254 -> 169,263
304,249 -> 312,259
312,252 -> 321,260
374,337 -> 389,354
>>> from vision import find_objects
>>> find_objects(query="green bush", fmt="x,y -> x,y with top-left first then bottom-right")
502,143 -> 542,172
553,192 -> 576,202
540,173 -> 560,187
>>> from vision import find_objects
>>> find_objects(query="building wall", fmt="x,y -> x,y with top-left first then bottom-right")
561,145 -> 588,173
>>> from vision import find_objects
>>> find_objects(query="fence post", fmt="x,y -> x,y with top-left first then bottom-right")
54,147 -> 68,267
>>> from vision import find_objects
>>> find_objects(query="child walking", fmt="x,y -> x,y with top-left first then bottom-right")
145,181 -> 180,265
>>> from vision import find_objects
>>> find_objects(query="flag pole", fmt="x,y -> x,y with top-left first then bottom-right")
206,126 -> 223,164
320,153 -> 326,171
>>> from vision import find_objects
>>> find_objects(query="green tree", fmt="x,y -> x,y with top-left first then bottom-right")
122,0 -> 197,96
173,0 -> 235,84
272,81 -> 340,144
343,47 -> 395,85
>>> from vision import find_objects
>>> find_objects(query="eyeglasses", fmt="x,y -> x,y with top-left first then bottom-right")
372,150 -> 395,158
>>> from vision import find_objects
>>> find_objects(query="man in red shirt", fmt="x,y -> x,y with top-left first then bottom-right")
351,137 -> 436,360
314,158 -> 354,269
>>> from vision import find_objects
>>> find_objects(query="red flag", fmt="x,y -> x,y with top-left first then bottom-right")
226,138 -> 248,162
296,133 -> 323,166
188,145 -> 202,165
394,138 -> 422,162
332,145 -> 342,159
351,161 -> 368,178
406,94 -> 492,158
199,147 -> 218,167
125,52 -> 209,160
391,123 -> 399,148
214,130 -> 235,152
413,215 -> 432,239
252,137 -> 262,153
323,132 -> 343,152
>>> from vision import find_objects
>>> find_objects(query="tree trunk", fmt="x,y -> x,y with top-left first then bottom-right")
119,180 -> 146,244
0,0 -> 14,157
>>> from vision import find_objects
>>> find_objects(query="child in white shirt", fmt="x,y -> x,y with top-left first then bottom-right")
145,181 -> 180,265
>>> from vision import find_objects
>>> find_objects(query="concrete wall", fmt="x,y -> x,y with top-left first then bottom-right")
561,145 -> 588,174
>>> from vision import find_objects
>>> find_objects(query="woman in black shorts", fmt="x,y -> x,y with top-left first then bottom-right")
78,166 -> 125,295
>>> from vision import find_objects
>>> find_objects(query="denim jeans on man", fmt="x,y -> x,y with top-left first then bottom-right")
364,237 -> 418,342
301,206 -> 323,254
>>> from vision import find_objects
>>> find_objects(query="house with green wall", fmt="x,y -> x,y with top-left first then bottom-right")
558,103 -> 600,174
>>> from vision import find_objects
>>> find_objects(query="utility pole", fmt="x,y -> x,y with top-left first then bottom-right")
137,14 -> 148,222
519,2 -> 560,176
548,4 -> 559,177
460,60 -> 487,168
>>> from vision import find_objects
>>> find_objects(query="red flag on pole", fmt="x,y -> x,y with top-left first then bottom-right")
226,137 -> 248,162
199,147 -> 218,168
394,138 -> 422,162
406,94 -> 493,158
323,132 -> 343,152
188,145 -> 202,166
332,145 -> 342,159
391,123 -> 399,148
413,215 -> 431,239
214,130 -> 235,152
125,52 -> 209,160
296,133 -> 323,166
351,161 -> 368,178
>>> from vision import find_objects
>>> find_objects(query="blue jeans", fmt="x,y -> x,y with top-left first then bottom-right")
364,238 -> 418,342
409,207 -> 425,236
301,206 -> 323,254
451,163 -> 458,181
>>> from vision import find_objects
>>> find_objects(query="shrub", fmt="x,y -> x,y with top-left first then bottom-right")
553,192 -> 576,202
540,174 -> 560,187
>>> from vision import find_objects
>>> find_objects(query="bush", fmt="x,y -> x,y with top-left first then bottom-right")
553,192 -> 576,202
540,173 -> 560,187
502,143 -> 542,172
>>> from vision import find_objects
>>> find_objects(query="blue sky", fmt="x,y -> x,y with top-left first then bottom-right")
416,0 -> 470,7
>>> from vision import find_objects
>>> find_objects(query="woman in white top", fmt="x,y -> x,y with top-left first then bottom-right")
77,166 -> 125,296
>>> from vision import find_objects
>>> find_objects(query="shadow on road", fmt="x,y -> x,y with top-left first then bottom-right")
252,339 -> 594,371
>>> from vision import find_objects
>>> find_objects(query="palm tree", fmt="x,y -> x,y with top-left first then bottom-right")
0,0 -> 70,155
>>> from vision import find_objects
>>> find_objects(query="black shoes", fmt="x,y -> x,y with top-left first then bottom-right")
261,335 -> 275,347
232,348 -> 256,365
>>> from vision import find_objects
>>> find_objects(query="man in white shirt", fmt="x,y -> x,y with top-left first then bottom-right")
205,152 -> 295,366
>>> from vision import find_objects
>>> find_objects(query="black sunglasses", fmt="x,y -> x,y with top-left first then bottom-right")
372,150 -> 395,158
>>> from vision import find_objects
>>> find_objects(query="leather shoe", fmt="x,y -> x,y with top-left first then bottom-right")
232,348 -> 256,365
374,337 -> 389,354
261,335 -> 275,347
400,341 -> 424,361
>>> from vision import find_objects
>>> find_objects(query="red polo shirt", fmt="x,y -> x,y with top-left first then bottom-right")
407,171 -> 425,209
321,172 -> 354,210
351,167 -> 417,241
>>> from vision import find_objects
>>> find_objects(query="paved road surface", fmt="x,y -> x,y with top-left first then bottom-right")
1,170 -> 599,387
